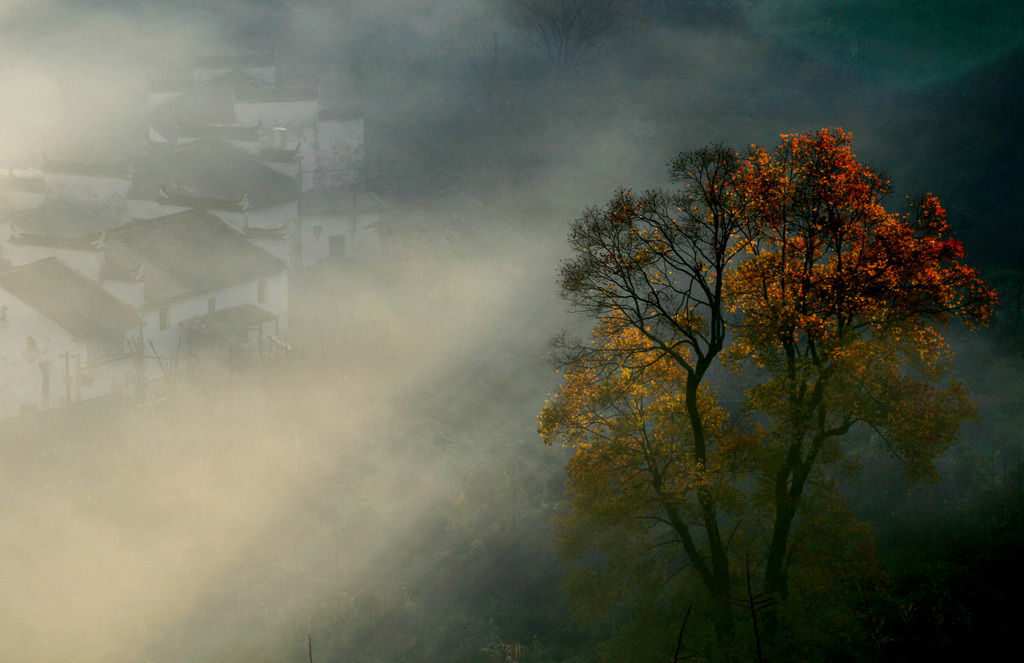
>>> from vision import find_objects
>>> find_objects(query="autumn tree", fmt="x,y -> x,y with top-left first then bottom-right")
541,129 -> 995,653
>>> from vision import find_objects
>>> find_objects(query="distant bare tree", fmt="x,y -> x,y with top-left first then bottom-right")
469,32 -> 511,115
504,0 -> 622,73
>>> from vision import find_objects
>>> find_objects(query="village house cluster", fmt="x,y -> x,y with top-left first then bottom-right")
0,53 -> 385,421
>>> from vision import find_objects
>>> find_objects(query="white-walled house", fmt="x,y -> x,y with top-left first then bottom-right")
126,138 -> 300,241
3,209 -> 288,389
312,109 -> 365,189
0,257 -> 142,421
41,158 -> 132,216
297,188 -> 385,266
99,210 -> 289,368
145,55 -> 366,193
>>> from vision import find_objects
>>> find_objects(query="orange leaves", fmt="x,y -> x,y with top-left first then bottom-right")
719,128 -> 996,487
728,129 -> 994,374
549,130 -> 996,634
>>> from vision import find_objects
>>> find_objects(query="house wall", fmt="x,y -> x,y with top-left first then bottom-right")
298,126 -> 318,191
0,295 -> 137,421
262,158 -> 301,180
102,278 -> 146,308
235,99 -> 319,131
147,90 -> 185,110
45,173 -> 130,214
298,209 -> 381,267
315,117 -> 365,187
148,125 -> 172,144
246,201 -> 298,231
6,188 -> 45,212
126,197 -> 163,219
144,270 -> 289,362
248,237 -> 292,265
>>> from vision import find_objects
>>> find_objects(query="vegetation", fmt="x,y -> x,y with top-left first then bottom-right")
541,128 -> 996,658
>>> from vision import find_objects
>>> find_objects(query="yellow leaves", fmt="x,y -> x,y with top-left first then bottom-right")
544,131 -> 1005,652
541,310 -> 742,513
725,129 -> 994,381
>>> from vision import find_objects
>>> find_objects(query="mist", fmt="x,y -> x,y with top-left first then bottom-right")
1,1 -> 1022,661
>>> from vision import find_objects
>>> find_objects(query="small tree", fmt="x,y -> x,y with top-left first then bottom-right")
504,0 -> 622,73
541,128 -> 995,650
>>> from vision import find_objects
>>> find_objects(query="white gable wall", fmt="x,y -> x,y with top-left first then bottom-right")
0,295 -> 77,418
248,237 -> 292,265
45,173 -> 130,214
102,278 -> 146,308
0,293 -> 138,421
147,90 -> 185,110
126,197 -> 163,220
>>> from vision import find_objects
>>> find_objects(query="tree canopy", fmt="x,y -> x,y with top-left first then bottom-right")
541,128 -> 996,658
504,0 -> 623,73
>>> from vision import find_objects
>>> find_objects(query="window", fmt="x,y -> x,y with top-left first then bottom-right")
257,280 -> 267,304
208,298 -> 216,315
159,307 -> 170,331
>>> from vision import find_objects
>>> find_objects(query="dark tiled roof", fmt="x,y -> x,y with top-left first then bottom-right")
0,257 -> 141,339
5,172 -> 45,192
202,69 -> 276,94
101,210 -> 286,305
7,198 -> 125,237
259,147 -> 301,163
194,53 -> 275,69
298,188 -> 386,216
146,86 -> 237,141
8,233 -> 100,251
245,227 -> 288,240
129,138 -> 298,210
178,122 -> 261,142
149,70 -> 275,136
43,158 -> 132,178
179,303 -> 276,336
235,85 -> 318,103
156,185 -> 247,212
99,262 -> 139,282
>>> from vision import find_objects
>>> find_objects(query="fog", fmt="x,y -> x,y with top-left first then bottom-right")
0,1 -> 1022,661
